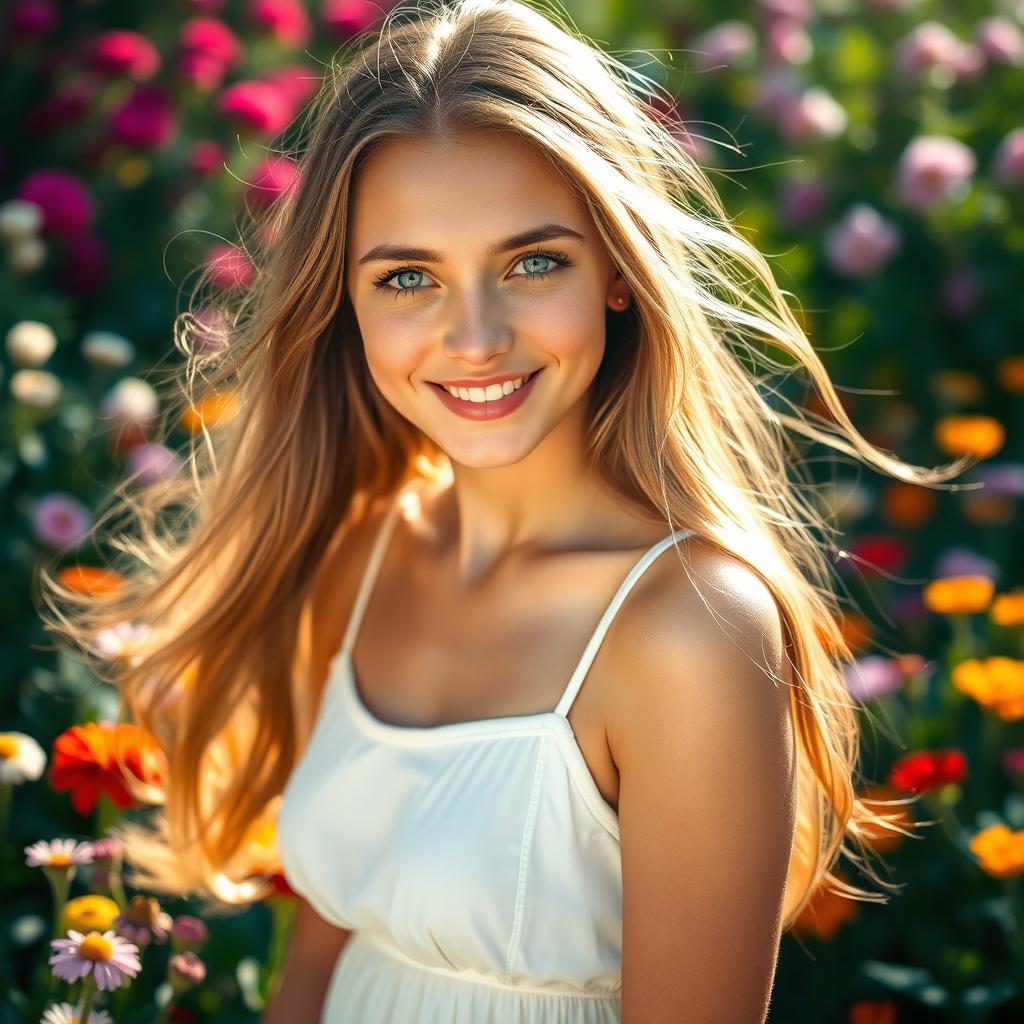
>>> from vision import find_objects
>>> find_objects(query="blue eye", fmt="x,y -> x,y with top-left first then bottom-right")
371,248 -> 574,300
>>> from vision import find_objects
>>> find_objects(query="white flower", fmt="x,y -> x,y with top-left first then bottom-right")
0,731 -> 46,784
100,377 -> 158,426
10,369 -> 61,409
8,235 -> 47,273
41,1000 -> 113,1024
5,320 -> 57,368
92,622 -> 152,665
0,198 -> 43,241
24,838 -> 95,869
81,331 -> 135,369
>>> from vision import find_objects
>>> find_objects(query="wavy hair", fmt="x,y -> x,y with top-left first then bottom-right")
37,0 -> 970,923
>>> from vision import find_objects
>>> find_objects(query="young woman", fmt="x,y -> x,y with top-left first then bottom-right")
41,0 -> 967,1020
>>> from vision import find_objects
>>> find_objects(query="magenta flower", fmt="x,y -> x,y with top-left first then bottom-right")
126,443 -> 182,485
92,30 -> 161,80
976,16 -> 1024,66
176,48 -> 227,90
189,139 -> 225,178
7,0 -> 58,40
245,155 -> 300,209
49,929 -> 141,990
249,0 -> 312,46
781,179 -> 828,227
824,204 -> 901,277
322,0 -> 385,37
993,127 -> 1024,185
692,21 -> 757,73
217,80 -> 294,135
180,16 -> 242,69
15,168 -> 95,238
30,494 -> 92,551
896,135 -> 976,211
205,243 -> 255,289
1002,748 -> 1024,775
108,85 -> 176,150
58,233 -> 107,296
25,77 -> 98,137
263,63 -> 321,105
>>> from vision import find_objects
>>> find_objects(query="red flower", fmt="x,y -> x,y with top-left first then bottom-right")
50,721 -> 168,816
887,749 -> 967,794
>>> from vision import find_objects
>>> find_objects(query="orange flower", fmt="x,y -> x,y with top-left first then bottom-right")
49,721 -> 168,815
880,482 -> 935,528
57,565 -> 125,597
791,874 -> 860,941
969,823 -> 1024,878
848,1000 -> 898,1024
934,414 -> 1004,459
922,575 -> 994,615
996,354 -> 1024,394
179,391 -> 239,433
991,590 -> 1024,627
839,611 -> 873,655
952,657 -> 1024,721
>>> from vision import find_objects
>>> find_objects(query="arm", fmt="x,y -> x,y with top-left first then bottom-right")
612,549 -> 797,1023
263,896 -> 353,1023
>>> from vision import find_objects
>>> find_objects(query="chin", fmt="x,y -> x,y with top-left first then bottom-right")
430,431 -> 540,470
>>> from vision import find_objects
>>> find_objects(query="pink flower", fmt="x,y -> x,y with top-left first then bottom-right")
92,621 -> 152,662
249,0 -> 312,46
217,80 -> 294,135
824,204 -> 901,276
30,494 -> 92,550
180,16 -> 242,68
108,85 -> 176,149
896,135 -> 976,211
844,656 -> 905,702
692,21 -> 757,73
322,0 -> 385,37
189,139 -> 225,178
58,234 -> 107,296
41,1001 -> 112,1024
205,243 -> 255,288
778,86 -> 847,143
169,950 -> 207,990
245,155 -> 300,209
15,168 -> 95,238
975,16 -> 1024,66
126,443 -> 182,485
114,894 -> 172,948
191,303 -> 230,352
171,915 -> 209,951
779,177 -> 828,225
765,19 -> 813,65
25,77 -> 98,137
263,63 -> 321,105
176,49 -> 227,90
49,929 -> 141,991
1002,748 -> 1024,775
7,0 -> 58,40
993,127 -> 1024,185
92,30 -> 161,80
895,21 -> 970,79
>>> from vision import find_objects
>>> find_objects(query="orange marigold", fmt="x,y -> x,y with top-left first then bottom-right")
969,823 -> 1024,878
57,565 -> 125,597
934,414 -> 1004,459
790,874 -> 860,941
49,721 -> 168,815
922,575 -> 994,615
952,657 -> 1024,721
179,391 -> 239,433
991,590 -> 1024,627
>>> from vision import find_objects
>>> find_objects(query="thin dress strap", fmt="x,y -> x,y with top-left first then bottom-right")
552,527 -> 695,719
339,484 -> 417,657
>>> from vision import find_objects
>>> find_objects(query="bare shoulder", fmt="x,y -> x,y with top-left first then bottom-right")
607,535 -> 798,1021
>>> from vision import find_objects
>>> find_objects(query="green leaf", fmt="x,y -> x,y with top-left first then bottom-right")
860,960 -> 952,1007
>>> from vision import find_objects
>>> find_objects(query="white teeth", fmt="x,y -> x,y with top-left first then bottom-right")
443,375 -> 528,403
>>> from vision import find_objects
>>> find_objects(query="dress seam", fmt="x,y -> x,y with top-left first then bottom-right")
503,741 -> 547,983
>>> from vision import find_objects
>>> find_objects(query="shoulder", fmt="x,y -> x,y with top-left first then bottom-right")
607,536 -> 798,1019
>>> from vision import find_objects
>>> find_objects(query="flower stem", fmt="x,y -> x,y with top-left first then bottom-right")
0,781 -> 11,847
77,974 -> 97,1023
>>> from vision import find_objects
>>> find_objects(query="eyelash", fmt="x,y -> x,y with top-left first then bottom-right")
370,247 -> 574,300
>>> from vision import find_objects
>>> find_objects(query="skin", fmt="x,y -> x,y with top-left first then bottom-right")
270,127 -> 797,1023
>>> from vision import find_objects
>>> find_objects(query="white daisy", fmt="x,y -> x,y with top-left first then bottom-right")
0,731 -> 46,784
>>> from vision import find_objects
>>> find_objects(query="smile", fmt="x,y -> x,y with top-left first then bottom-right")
427,369 -> 542,421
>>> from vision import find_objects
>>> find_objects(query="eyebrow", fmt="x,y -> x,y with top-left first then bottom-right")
356,223 -> 586,266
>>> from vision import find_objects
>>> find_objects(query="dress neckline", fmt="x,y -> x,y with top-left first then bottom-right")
332,479 -> 694,745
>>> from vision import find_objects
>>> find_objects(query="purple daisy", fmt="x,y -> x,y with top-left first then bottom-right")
49,929 -> 141,991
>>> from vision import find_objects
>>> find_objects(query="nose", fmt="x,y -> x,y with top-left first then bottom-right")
442,288 -> 514,366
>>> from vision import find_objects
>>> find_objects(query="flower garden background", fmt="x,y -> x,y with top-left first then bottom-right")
2,0 -> 1023,1021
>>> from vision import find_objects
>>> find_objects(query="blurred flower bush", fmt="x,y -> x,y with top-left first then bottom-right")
1,0 -> 1022,1021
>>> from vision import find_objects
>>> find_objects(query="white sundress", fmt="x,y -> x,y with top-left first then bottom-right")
277,482 -> 695,1022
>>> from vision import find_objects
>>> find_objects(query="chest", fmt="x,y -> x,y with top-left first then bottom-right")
350,549 -> 644,814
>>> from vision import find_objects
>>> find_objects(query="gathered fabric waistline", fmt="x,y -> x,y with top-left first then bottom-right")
353,930 -> 622,1001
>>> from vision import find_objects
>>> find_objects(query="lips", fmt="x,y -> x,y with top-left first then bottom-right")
428,367 -> 543,420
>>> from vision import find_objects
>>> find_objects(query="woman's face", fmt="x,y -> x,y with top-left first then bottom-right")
344,129 -> 628,469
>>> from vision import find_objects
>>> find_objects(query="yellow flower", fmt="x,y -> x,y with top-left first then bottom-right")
62,894 -> 120,933
934,414 -> 1005,458
952,657 -> 1024,721
992,590 -> 1024,627
922,575 -> 995,615
969,824 -> 1024,878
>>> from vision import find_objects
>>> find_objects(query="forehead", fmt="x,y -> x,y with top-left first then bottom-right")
346,130 -> 584,251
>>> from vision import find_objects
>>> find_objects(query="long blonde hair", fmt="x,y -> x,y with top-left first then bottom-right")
37,0 -> 969,923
